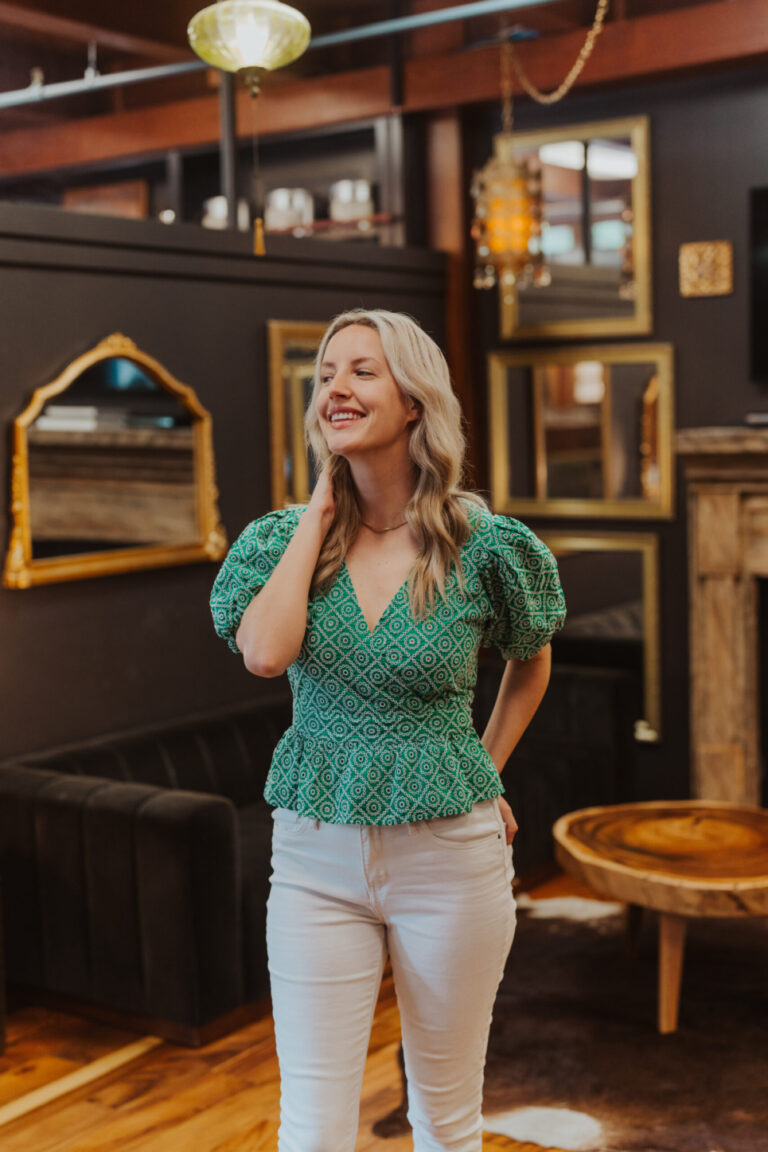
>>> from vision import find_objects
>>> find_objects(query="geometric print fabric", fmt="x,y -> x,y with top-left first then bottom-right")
210,501 -> 566,826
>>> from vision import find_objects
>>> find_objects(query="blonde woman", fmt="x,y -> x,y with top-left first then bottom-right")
210,308 -> 565,1152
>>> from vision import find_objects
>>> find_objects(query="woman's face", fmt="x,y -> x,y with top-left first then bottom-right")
316,324 -> 419,458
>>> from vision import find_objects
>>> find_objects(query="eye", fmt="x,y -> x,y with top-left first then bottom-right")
356,369 -> 372,377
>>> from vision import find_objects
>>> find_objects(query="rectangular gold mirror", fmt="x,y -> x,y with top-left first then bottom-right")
542,531 -> 660,742
268,320 -> 326,508
500,116 -> 651,341
488,343 -> 674,519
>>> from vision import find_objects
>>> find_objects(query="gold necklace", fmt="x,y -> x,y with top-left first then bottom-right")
360,519 -> 408,534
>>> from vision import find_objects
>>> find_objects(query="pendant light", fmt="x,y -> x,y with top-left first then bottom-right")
471,1 -> 611,328
470,35 -> 547,331
188,0 -> 310,253
188,0 -> 311,96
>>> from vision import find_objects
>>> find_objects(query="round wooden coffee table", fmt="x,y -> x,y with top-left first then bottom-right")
552,800 -> 768,1033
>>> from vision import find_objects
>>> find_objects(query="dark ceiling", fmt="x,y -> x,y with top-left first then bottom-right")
0,0 -> 723,130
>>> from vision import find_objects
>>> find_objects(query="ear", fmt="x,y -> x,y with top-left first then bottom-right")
407,398 -> 422,423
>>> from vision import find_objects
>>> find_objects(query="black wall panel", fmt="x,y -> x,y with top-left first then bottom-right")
468,67 -> 768,803
0,204 -> 445,758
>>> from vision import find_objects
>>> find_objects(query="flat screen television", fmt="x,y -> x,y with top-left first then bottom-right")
751,187 -> 768,384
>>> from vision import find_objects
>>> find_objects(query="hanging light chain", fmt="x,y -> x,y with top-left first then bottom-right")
507,0 -> 611,106
500,32 -> 514,134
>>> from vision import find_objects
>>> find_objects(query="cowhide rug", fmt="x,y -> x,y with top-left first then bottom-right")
482,894 -> 768,1152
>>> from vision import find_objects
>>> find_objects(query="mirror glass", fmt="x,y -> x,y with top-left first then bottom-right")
28,357 -> 195,557
4,334 -> 227,588
488,344 -> 673,519
268,321 -> 326,507
501,116 -> 650,340
542,534 -> 660,741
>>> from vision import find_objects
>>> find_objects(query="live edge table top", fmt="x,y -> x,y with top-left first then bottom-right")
553,800 -> 768,918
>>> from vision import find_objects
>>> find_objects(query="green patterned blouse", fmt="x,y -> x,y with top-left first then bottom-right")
210,502 -> 566,826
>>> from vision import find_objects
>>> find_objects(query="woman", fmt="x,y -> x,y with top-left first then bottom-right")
210,308 -> 565,1152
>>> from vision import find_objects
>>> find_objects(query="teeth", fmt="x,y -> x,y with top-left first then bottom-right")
330,411 -> 364,423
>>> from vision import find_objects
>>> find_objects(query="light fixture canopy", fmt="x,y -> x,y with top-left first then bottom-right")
188,0 -> 311,93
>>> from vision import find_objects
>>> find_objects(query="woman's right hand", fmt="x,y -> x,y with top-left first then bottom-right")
306,463 -> 336,532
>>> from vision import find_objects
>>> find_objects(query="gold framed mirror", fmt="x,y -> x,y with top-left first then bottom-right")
541,531 -> 661,742
268,320 -> 326,508
3,333 -> 227,588
500,115 -> 651,340
488,342 -> 674,519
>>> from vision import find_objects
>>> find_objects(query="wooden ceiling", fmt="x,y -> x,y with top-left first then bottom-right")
0,0 -> 743,112
0,0 -> 765,171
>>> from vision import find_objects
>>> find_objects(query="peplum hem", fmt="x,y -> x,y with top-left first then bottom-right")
263,725 -> 504,826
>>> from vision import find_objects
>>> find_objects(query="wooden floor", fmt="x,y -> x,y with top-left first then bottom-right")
0,872 -> 597,1152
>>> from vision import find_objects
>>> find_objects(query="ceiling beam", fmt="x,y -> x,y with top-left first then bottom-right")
0,0 -> 765,179
404,0 -> 768,109
0,67 -> 393,176
0,1 -> 191,61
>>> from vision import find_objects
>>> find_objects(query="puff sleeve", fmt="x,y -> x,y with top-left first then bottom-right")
210,508 -> 302,654
481,514 -> 566,661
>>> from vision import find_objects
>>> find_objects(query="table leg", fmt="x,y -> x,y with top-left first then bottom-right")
625,903 -> 643,956
658,912 -> 687,1034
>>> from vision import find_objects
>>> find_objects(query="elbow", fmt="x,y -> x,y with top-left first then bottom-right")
235,619 -> 289,677
242,649 -> 288,678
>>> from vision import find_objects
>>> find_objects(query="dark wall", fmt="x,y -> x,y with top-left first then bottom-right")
466,67 -> 768,801
0,204 -> 445,758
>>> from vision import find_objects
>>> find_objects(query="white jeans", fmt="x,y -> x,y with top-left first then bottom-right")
266,796 -> 516,1152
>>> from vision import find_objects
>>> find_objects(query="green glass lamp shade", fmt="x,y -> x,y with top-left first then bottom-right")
188,0 -> 311,74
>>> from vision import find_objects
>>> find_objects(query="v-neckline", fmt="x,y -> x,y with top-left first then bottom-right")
342,559 -> 411,636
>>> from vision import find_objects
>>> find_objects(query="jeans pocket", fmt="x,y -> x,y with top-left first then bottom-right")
272,807 -> 314,834
423,798 -> 502,849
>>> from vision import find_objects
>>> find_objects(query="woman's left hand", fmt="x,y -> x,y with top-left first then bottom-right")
498,796 -> 518,844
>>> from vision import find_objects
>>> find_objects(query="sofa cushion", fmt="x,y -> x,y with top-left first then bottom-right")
8,697 -> 294,809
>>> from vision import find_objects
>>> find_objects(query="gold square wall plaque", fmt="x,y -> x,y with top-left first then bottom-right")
678,241 -> 733,297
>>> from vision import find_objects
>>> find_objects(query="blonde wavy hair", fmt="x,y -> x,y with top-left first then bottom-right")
305,308 -> 487,619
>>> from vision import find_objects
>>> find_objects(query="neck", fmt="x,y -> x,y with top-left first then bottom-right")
347,443 -> 417,527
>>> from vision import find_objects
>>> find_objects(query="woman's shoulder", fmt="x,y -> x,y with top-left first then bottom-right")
229,504 -> 307,556
458,499 -> 554,573
458,497 -> 532,550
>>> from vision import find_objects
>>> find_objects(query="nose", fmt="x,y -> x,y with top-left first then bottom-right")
328,373 -> 353,397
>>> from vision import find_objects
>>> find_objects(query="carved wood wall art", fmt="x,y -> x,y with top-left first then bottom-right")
678,240 -> 733,297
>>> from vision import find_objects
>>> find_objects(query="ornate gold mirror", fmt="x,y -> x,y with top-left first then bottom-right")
3,334 -> 227,588
542,532 -> 661,742
488,343 -> 674,519
268,320 -> 326,507
500,116 -> 651,340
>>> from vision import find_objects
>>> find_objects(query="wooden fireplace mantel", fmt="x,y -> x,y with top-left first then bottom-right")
677,426 -> 768,804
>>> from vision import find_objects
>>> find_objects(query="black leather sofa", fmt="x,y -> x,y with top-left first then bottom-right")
0,661 -> 638,1046
0,692 -> 292,1045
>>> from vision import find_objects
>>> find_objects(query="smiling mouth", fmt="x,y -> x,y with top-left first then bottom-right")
327,410 -> 367,426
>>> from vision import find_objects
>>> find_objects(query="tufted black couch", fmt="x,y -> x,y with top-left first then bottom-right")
0,661 -> 638,1046
0,693 -> 292,1046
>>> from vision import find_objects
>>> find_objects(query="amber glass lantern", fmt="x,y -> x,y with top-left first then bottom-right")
470,133 -> 548,328
470,35 -> 550,328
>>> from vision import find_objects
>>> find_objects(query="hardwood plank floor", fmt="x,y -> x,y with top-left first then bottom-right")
0,871 -> 602,1151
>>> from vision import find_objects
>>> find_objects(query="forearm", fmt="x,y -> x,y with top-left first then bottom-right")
480,644 -> 552,773
236,508 -> 328,677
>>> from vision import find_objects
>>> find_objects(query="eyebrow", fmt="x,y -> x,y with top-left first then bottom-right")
320,356 -> 380,370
